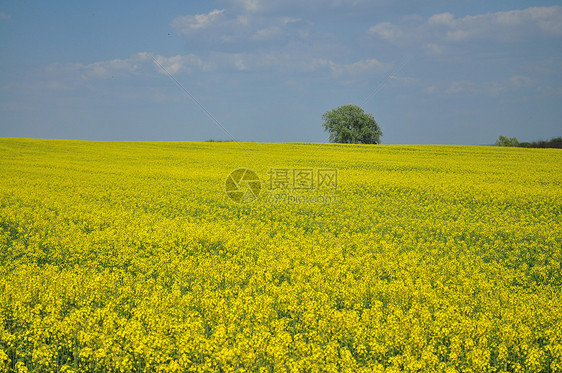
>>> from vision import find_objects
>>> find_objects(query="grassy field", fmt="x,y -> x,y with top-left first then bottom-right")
1,138 -> 561,372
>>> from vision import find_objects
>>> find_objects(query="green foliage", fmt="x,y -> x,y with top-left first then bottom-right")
322,104 -> 382,144
496,136 -> 562,148
524,136 -> 562,149
495,135 -> 520,147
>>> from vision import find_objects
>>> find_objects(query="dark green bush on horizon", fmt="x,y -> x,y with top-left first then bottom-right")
496,135 -> 561,149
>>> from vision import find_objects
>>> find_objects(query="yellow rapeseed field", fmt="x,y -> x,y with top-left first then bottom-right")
1,138 -> 561,372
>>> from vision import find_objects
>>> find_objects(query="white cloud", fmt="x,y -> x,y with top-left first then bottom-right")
171,11 -> 243,42
251,25 -> 282,40
282,17 -> 301,25
261,54 -> 388,76
424,43 -> 445,55
389,75 -> 419,85
329,59 -> 389,76
508,75 -> 535,88
235,14 -> 250,26
46,52 -> 209,79
153,54 -> 207,74
440,75 -> 538,96
25,52 -> 155,88
83,51 -> 388,77
171,9 -> 311,45
428,12 -> 455,27
78,53 -> 152,79
368,22 -> 406,42
5,48 -> 394,110
369,6 -> 562,45
495,6 -> 562,35
229,0 -> 262,13
171,9 -> 225,36
425,86 -> 438,94
220,0 -> 381,14
445,80 -> 501,96
154,51 -> 390,77
6,53 -> 191,104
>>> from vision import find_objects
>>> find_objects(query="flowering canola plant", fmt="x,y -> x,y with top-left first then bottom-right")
0,138 -> 561,372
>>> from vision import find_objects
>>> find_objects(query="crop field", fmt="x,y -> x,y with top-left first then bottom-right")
0,138 -> 561,372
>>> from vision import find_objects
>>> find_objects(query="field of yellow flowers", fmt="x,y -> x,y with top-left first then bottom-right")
1,138 -> 561,372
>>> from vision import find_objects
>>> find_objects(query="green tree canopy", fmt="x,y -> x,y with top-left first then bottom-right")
495,135 -> 520,147
322,105 -> 382,144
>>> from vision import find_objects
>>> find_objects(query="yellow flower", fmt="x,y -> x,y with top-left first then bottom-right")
0,139 -> 560,371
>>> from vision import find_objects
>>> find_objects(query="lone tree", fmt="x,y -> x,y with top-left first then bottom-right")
495,135 -> 520,147
322,104 -> 382,144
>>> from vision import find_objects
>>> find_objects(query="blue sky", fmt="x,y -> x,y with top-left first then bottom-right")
1,0 -> 561,144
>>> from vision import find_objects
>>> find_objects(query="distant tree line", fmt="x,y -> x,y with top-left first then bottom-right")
496,136 -> 562,148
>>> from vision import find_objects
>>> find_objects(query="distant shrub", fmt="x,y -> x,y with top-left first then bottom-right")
526,137 -> 562,148
496,136 -> 561,149
495,136 -> 520,147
